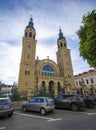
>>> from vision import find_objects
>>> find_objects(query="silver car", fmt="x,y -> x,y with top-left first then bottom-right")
22,97 -> 55,115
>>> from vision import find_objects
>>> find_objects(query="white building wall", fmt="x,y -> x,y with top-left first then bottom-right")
74,69 -> 96,91
1,87 -> 12,95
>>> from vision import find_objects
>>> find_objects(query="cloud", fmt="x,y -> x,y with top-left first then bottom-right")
71,49 -> 91,75
34,0 -> 96,39
0,41 -> 21,84
0,11 -> 26,41
36,41 -> 57,62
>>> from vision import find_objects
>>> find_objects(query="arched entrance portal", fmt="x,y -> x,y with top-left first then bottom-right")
41,81 -> 46,92
39,81 -> 46,96
57,82 -> 62,95
49,81 -> 54,98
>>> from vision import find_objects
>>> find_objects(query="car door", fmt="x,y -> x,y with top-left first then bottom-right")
27,98 -> 36,111
62,95 -> 71,108
55,95 -> 65,108
29,98 -> 42,111
33,98 -> 42,111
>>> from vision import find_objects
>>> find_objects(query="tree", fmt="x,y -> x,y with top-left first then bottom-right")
11,87 -> 20,101
0,81 -> 1,93
77,9 -> 96,67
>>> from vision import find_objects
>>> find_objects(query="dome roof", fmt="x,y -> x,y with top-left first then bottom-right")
26,17 -> 35,30
58,28 -> 65,41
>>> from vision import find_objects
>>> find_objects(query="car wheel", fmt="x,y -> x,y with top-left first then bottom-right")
40,108 -> 46,115
22,106 -> 27,112
8,113 -> 13,117
71,104 -> 79,112
89,104 -> 95,108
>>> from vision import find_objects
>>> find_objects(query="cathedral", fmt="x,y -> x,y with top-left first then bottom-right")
18,17 -> 75,99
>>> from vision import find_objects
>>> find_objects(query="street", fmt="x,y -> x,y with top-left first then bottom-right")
0,108 -> 96,130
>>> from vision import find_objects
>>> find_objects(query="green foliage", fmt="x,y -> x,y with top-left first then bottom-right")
0,93 -> 6,98
11,87 -> 20,101
77,9 -> 96,67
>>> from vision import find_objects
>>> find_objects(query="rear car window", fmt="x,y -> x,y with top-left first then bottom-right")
55,96 -> 63,101
0,99 -> 12,104
30,98 -> 44,103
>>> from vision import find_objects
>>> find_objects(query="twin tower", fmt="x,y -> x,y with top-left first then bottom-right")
18,17 -> 75,99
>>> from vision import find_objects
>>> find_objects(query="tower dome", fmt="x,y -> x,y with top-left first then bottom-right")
24,17 -> 36,39
58,28 -> 65,41
26,17 -> 35,30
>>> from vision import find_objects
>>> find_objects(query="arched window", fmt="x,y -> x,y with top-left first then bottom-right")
57,82 -> 62,94
29,32 -> 32,37
42,65 -> 54,77
28,54 -> 30,59
33,34 -> 35,39
60,43 -> 63,47
64,43 -> 66,47
25,82 -> 28,86
25,32 -> 28,37
41,81 -> 46,92
28,44 -> 31,48
49,81 -> 55,98
25,70 -> 30,76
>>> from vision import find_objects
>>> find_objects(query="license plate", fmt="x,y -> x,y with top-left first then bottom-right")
3,105 -> 10,109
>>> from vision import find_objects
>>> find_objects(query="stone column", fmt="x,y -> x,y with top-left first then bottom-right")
38,82 -> 41,90
45,81 -> 49,93
27,87 -> 32,100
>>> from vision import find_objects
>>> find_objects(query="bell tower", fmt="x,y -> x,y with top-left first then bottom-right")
56,28 -> 75,92
18,17 -> 37,92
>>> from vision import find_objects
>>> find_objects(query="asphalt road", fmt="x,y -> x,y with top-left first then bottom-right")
0,108 -> 96,130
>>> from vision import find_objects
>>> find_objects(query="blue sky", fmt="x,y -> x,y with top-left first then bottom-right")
0,0 -> 96,84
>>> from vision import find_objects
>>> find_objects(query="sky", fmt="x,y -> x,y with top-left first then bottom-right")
0,0 -> 96,85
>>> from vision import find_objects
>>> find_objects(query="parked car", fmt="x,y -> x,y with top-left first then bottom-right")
0,97 -> 14,117
22,97 -> 55,115
54,94 -> 85,111
91,95 -> 96,102
81,95 -> 96,108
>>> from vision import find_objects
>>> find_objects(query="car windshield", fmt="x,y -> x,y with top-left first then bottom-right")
46,98 -> 53,102
0,99 -> 12,104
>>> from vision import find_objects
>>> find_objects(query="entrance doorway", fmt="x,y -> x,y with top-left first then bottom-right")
57,82 -> 62,95
40,81 -> 46,95
49,81 -> 54,98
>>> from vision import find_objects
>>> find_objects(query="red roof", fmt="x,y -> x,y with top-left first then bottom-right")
74,69 -> 96,77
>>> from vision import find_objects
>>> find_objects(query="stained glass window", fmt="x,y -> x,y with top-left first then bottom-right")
42,65 -> 54,77
42,65 -> 54,72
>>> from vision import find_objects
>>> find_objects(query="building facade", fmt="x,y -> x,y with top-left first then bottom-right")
18,18 -> 75,99
74,69 -> 96,95
1,86 -> 12,96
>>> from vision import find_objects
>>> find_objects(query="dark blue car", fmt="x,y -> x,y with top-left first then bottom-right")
54,94 -> 85,111
0,98 -> 14,117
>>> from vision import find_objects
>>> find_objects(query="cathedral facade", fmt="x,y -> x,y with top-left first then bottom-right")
18,18 -> 75,99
